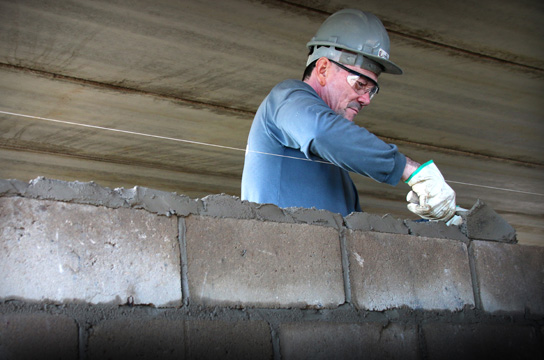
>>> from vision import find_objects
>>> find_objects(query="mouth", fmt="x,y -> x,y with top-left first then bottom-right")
347,101 -> 362,116
347,106 -> 360,115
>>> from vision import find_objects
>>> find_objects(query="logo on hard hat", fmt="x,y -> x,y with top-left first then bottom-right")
378,48 -> 390,60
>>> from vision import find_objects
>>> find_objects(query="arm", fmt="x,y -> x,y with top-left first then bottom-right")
269,82 -> 406,185
401,157 -> 420,182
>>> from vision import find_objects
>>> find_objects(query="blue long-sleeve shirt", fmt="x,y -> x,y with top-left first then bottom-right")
241,79 -> 406,216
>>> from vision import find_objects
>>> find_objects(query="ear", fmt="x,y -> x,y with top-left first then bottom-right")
315,57 -> 331,86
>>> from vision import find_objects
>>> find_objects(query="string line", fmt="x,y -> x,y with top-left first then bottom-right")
445,180 -> 543,196
1,110 -> 542,197
0,110 -> 244,152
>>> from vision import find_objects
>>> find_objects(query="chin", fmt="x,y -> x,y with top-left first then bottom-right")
344,110 -> 357,122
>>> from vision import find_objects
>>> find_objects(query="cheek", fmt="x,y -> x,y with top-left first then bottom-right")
330,95 -> 345,113
329,83 -> 350,107
325,78 -> 353,113
336,90 -> 353,109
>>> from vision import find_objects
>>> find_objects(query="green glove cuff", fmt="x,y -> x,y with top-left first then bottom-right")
404,160 -> 434,183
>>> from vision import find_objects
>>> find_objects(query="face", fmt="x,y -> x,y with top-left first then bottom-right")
321,60 -> 379,121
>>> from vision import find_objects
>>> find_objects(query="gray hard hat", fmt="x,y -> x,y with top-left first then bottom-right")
306,9 -> 403,75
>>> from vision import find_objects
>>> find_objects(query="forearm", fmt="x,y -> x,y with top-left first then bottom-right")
401,157 -> 421,182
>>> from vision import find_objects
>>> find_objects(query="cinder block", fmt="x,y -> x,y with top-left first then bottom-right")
119,185 -> 200,216
185,320 -> 273,359
22,177 -> 127,208
404,220 -> 469,243
88,318 -> 185,359
88,318 -> 272,360
0,179 -> 28,196
200,194 -> 256,219
471,241 -> 544,314
251,202 -> 296,223
3,177 -> 200,217
282,207 -> 343,228
422,323 -> 542,360
203,194 -> 343,229
0,197 -> 181,306
279,322 -> 418,360
347,231 -> 474,311
185,216 -> 344,308
344,212 -> 409,234
0,313 -> 78,360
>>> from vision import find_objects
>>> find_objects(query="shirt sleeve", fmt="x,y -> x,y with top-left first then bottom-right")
264,82 -> 406,185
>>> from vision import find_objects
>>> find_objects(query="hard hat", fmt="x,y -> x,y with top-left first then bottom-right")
306,9 -> 403,75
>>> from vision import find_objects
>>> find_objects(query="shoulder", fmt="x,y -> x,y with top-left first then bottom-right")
272,79 -> 315,93
267,79 -> 321,106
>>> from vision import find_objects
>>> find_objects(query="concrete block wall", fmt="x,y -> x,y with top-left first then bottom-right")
0,178 -> 542,359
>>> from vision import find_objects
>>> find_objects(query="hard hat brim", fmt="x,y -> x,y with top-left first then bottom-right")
306,42 -> 403,75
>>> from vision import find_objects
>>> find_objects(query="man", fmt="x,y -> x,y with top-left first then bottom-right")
241,9 -> 456,221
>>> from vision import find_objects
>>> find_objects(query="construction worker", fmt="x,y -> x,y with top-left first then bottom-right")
241,9 -> 456,221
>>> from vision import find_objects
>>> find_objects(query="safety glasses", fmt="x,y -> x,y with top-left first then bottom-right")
329,59 -> 380,99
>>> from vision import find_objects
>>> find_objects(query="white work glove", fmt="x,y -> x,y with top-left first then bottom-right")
405,160 -> 456,221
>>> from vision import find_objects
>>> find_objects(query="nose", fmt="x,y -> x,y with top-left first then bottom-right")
357,92 -> 371,106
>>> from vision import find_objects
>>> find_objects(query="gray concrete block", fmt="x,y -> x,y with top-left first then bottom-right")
200,194 -> 256,219
0,313 -> 78,360
185,216 -> 345,308
461,200 -> 517,243
88,318 -> 272,360
283,207 -> 343,228
88,318 -> 185,360
18,177 -> 201,216
347,231 -> 474,311
471,241 -> 544,314
119,185 -> 200,216
185,320 -> 273,359
252,202 -> 296,223
405,220 -> 470,243
344,212 -> 409,234
0,179 -> 29,196
0,197 -> 181,306
201,195 -> 342,229
422,323 -> 542,360
24,177 -> 128,208
279,322 -> 418,360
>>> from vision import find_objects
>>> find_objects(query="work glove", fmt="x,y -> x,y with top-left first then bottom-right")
405,160 -> 456,221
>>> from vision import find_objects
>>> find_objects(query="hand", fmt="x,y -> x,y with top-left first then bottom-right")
405,160 -> 456,221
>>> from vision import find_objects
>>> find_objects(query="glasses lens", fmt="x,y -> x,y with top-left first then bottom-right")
346,75 -> 379,99
330,60 -> 380,99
